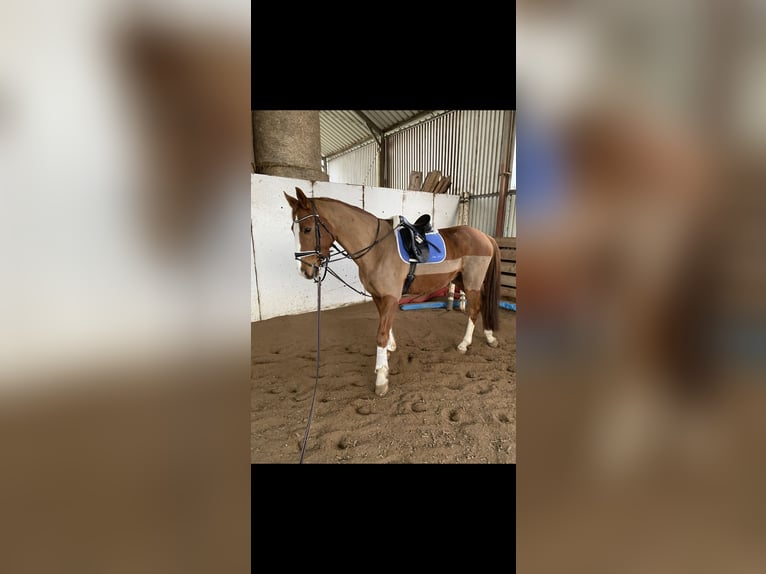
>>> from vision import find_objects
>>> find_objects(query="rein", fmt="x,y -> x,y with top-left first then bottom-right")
293,200 -> 392,462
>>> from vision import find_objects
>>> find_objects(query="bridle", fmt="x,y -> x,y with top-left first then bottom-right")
292,200 -> 335,265
292,199 -> 394,295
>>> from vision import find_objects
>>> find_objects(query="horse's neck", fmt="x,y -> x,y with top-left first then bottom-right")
318,199 -> 380,257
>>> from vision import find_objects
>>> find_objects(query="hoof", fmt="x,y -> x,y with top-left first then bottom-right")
457,345 -> 468,354
387,342 -> 397,352
375,367 -> 389,396
487,339 -> 499,348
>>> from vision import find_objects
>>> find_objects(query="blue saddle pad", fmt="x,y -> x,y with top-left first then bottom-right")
396,228 -> 447,264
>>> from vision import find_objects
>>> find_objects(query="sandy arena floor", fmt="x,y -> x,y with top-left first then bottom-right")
251,300 -> 516,464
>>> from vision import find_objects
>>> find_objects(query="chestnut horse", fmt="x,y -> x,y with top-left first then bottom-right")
284,187 -> 501,396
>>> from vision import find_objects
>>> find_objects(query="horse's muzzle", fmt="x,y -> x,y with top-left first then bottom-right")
300,264 -> 318,280
297,255 -> 321,280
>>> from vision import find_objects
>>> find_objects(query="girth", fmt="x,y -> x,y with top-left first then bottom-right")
402,261 -> 418,295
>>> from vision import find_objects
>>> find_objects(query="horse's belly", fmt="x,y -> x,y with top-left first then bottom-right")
413,259 -> 461,275
408,259 -> 462,294
408,272 -> 456,294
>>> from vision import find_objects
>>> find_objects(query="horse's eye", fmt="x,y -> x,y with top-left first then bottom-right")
303,227 -> 311,234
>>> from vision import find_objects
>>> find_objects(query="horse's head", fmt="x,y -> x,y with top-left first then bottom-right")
284,187 -> 336,280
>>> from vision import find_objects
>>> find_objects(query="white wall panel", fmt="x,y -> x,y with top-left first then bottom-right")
433,194 -> 460,228
363,187 -> 403,219
251,175 -> 460,321
251,175 -> 317,320
312,180 -> 363,206
401,191 -> 434,223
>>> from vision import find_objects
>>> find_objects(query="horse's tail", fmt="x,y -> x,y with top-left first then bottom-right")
481,236 -> 501,332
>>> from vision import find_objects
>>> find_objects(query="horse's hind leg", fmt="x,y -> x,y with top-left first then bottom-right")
387,329 -> 396,352
457,289 -> 482,353
372,295 -> 398,396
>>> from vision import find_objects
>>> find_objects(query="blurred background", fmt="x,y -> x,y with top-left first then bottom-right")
5,0 -> 766,567
517,0 -> 766,571
0,0 -> 250,571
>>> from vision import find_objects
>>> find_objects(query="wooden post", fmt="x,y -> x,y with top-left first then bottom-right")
458,190 -> 470,226
422,170 -> 442,193
434,175 -> 451,194
495,111 -> 515,237
408,171 -> 423,191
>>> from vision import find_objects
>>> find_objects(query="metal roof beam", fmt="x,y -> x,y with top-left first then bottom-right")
381,110 -> 440,136
353,110 -> 382,148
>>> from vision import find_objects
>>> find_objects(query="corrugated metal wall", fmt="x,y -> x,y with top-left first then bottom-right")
326,141 -> 378,186
320,110 -> 371,158
386,111 -> 461,191
466,195 -> 498,236
326,110 -> 516,237
387,110 -> 507,198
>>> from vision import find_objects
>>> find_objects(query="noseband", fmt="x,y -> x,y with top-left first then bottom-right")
293,200 -> 335,265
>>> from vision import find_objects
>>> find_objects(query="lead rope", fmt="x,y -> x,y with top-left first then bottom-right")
299,201 -> 325,464
296,202 -> 392,461
299,273 -> 322,464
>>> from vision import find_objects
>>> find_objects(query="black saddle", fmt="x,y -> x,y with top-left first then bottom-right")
399,214 -> 433,264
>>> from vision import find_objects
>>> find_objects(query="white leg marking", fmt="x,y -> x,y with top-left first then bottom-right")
457,318 -> 475,352
375,346 -> 389,372
484,329 -> 498,347
386,329 -> 396,352
447,283 -> 455,311
375,345 -> 389,396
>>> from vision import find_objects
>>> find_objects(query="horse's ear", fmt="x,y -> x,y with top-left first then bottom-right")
295,187 -> 309,206
284,192 -> 299,210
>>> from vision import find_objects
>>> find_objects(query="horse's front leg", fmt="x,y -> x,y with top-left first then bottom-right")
372,295 -> 398,396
